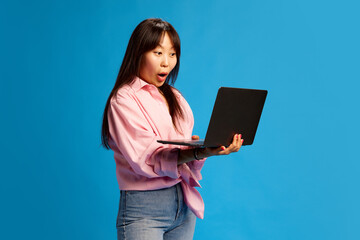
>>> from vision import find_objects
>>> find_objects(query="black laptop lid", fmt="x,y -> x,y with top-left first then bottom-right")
204,87 -> 267,147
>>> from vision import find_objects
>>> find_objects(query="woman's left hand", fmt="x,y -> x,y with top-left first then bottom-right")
178,134 -> 243,164
202,133 -> 244,157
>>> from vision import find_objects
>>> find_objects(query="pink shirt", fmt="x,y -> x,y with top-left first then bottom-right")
108,77 -> 206,219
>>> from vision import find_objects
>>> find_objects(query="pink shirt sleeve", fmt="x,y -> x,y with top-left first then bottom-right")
186,159 -> 206,180
108,91 -> 180,179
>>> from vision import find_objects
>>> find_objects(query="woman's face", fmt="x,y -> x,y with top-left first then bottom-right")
139,32 -> 177,87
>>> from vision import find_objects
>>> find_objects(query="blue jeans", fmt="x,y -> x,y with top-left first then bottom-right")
116,183 -> 196,240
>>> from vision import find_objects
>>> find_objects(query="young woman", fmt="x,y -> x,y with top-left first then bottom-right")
101,18 -> 243,240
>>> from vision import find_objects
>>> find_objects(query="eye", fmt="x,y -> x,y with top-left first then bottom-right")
170,52 -> 176,57
154,51 -> 162,56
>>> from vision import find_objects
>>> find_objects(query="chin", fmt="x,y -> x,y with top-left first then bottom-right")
156,82 -> 165,87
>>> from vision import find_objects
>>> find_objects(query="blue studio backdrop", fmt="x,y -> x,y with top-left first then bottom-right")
1,0 -> 359,239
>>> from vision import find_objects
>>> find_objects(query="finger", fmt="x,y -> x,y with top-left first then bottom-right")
237,134 -> 242,145
239,134 -> 245,148
223,135 -> 236,150
211,146 -> 227,155
235,134 -> 240,147
218,146 -> 228,154
235,133 -> 241,145
236,134 -> 243,150
235,134 -> 242,149
227,134 -> 239,151
228,134 -> 241,152
220,146 -> 232,155
240,138 -> 244,148
232,134 -> 238,142
192,135 -> 200,140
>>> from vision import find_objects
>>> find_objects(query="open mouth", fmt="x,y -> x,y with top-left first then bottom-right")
157,73 -> 168,82
158,73 -> 167,77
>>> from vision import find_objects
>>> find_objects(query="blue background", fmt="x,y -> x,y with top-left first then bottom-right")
1,0 -> 359,239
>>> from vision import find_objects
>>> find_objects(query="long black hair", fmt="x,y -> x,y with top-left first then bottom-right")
101,18 -> 183,149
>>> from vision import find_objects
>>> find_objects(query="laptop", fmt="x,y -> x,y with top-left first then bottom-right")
157,87 -> 268,147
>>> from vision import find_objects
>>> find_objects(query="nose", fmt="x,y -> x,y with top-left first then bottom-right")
160,55 -> 169,67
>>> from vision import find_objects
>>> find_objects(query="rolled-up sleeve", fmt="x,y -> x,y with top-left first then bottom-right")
108,92 -> 180,179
